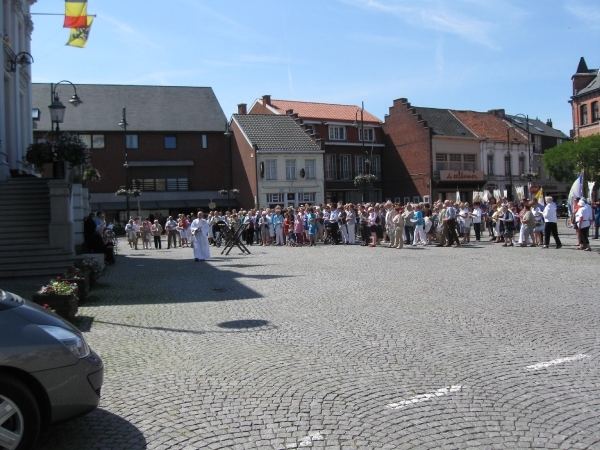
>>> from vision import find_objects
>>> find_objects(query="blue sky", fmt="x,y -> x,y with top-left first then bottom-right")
31,0 -> 600,135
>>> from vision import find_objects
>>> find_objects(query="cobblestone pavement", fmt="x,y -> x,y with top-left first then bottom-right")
3,225 -> 600,449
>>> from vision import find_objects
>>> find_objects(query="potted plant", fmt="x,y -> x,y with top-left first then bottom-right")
23,140 -> 54,171
31,277 -> 79,321
74,259 -> 102,286
62,267 -> 89,302
83,166 -> 101,183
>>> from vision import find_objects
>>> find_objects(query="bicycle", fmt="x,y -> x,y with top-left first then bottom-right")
104,229 -> 119,255
566,216 -> 573,228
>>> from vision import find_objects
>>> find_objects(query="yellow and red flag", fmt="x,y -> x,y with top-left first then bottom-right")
66,16 -> 94,48
64,0 -> 88,28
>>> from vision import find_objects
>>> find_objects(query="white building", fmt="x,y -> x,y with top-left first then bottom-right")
1,0 -> 35,180
231,114 -> 325,209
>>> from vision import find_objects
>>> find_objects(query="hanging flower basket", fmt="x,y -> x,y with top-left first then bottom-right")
231,189 -> 240,196
115,188 -> 141,197
24,132 -> 90,169
354,174 -> 376,186
520,172 -> 539,181
218,189 -> 228,196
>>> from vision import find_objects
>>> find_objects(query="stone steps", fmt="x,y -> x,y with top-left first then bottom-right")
0,178 -> 75,278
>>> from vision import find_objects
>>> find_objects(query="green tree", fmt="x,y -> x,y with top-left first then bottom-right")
542,134 -> 600,183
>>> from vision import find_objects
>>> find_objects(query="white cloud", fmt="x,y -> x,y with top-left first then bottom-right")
565,1 -> 600,29
97,12 -> 162,49
340,0 -> 528,49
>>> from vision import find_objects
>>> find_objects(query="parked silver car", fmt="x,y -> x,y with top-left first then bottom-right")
0,289 -> 103,450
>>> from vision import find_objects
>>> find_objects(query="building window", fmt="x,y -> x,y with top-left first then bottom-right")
487,155 -> 494,175
305,124 -> 315,134
130,167 -> 188,191
519,155 -> 526,174
504,155 -> 511,175
557,138 -> 563,145
593,102 -> 599,122
265,159 -> 277,180
355,155 -> 364,175
126,134 -> 138,149
464,154 -> 476,171
413,196 -> 420,203
340,155 -> 350,180
436,153 -> 448,171
325,155 -> 336,180
165,135 -> 177,149
202,134 -> 208,149
449,154 -> 462,170
299,192 -> 316,203
358,128 -> 375,142
581,104 -> 588,125
285,159 -> 296,180
267,193 -> 284,203
305,159 -> 316,179
92,135 -> 105,149
371,155 -> 381,179
328,126 -> 346,140
78,134 -> 105,149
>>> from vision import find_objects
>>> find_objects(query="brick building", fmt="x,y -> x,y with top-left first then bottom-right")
32,84 -> 229,222
570,57 -> 600,138
382,98 -> 538,203
230,113 -> 324,209
248,96 -> 384,204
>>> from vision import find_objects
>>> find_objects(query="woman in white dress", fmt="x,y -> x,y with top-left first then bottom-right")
191,211 -> 211,261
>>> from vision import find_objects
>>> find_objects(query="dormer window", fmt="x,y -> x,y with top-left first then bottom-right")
328,126 -> 346,140
358,128 -> 375,142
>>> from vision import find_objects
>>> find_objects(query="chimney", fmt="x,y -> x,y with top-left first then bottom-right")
262,95 -> 271,106
546,119 -> 553,128
286,109 -> 294,115
237,103 -> 247,115
488,109 -> 505,117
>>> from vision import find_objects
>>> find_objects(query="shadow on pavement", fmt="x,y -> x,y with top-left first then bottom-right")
81,253 -> 269,306
94,319 -> 278,334
33,408 -> 146,450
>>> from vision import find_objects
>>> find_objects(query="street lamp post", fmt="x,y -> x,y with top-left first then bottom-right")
354,101 -> 375,203
507,126 -> 515,200
224,121 -> 233,210
119,107 -> 130,220
48,81 -> 82,178
511,114 -> 530,171
48,80 -> 83,133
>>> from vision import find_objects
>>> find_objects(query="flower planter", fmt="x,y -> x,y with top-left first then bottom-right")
31,293 -> 78,321
63,276 -> 89,302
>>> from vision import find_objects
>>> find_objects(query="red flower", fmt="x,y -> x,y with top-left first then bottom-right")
56,276 -> 62,281
65,281 -> 70,285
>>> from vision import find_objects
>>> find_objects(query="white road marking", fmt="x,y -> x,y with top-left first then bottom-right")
526,354 -> 590,371
386,385 -> 463,410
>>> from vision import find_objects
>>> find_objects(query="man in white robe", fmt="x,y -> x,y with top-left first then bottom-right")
191,211 -> 211,261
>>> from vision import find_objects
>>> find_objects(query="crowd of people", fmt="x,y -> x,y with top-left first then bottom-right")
88,195 -> 599,264
135,196 -> 598,251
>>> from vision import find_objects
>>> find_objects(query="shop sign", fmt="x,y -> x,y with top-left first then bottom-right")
440,170 -> 484,181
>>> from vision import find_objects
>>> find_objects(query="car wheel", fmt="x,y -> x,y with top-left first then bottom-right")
0,375 -> 40,450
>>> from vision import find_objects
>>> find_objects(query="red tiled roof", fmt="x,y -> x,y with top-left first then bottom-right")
267,99 -> 382,124
451,110 -> 528,143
